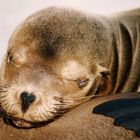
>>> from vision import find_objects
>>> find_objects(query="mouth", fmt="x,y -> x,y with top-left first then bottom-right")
4,116 -> 53,128
1,113 -> 53,128
12,118 -> 37,128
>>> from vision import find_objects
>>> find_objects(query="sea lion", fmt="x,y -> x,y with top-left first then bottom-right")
0,7 -> 140,128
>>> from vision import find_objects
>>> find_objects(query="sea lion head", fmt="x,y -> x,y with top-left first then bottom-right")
0,7 -> 111,128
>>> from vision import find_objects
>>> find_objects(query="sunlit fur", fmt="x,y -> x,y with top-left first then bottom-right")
0,7 -> 139,127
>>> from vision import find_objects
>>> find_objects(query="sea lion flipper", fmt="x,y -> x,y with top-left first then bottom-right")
92,98 -> 140,137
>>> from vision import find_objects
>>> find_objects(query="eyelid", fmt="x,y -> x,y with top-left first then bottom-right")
7,52 -> 21,67
7,52 -> 13,64
65,77 -> 89,88
75,78 -> 89,88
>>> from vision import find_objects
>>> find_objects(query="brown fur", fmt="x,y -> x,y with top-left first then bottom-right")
0,7 -> 140,127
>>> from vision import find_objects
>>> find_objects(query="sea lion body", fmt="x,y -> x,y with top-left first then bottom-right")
0,7 -> 140,127
108,9 -> 140,93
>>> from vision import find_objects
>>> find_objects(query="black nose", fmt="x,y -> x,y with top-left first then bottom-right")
20,92 -> 36,113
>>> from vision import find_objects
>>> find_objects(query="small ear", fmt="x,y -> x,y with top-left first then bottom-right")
97,64 -> 110,77
92,64 -> 112,95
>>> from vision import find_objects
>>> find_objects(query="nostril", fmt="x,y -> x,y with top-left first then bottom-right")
21,92 -> 36,103
20,92 -> 36,113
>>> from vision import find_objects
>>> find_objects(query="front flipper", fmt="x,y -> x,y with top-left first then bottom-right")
92,98 -> 140,137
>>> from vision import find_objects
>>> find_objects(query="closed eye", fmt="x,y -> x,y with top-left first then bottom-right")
66,78 -> 89,89
7,52 -> 13,64
75,78 -> 89,88
7,52 -> 20,67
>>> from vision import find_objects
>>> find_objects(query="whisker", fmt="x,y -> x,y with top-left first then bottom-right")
62,94 -> 101,101
8,104 -> 14,114
0,90 -> 8,93
1,102 -> 10,112
0,87 -> 8,90
54,102 -> 66,106
48,103 -> 68,115
0,82 -> 10,85
0,89 -> 7,92
4,104 -> 10,112
33,94 -> 102,123
43,107 -> 55,118
0,85 -> 9,89
40,113 -> 46,121
5,103 -> 16,114
0,87 -> 9,90
0,95 -> 7,99
54,109 -> 67,114
0,85 -> 8,87
43,107 -> 48,119
42,112 -> 48,120
63,96 -> 90,101
0,100 -> 9,104
52,106 -> 68,115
